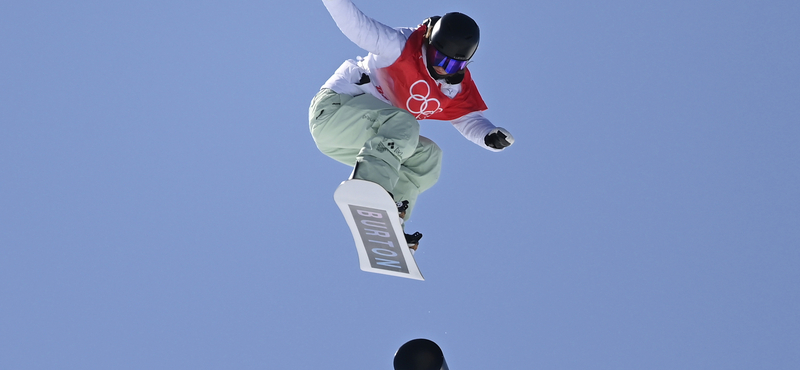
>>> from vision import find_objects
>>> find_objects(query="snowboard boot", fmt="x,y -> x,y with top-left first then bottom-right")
396,200 -> 423,252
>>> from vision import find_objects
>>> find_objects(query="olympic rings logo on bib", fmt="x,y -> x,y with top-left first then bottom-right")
406,80 -> 443,119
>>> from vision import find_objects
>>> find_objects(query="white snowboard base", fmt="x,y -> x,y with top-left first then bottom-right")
333,179 -> 424,281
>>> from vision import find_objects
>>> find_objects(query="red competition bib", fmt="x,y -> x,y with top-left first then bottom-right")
372,26 -> 487,121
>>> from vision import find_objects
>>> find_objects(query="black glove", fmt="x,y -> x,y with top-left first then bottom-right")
484,128 -> 515,149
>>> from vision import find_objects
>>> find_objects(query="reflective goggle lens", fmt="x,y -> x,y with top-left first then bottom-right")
429,48 -> 469,74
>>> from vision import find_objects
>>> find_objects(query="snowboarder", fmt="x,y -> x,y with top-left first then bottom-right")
309,0 -> 514,250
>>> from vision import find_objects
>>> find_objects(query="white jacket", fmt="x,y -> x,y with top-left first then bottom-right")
321,0 -> 503,151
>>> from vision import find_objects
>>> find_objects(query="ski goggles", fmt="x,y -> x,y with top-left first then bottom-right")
427,47 -> 469,74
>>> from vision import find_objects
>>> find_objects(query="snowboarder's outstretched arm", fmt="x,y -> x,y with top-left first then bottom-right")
451,112 -> 515,152
322,0 -> 407,60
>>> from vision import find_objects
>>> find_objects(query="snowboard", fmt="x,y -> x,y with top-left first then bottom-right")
333,179 -> 424,281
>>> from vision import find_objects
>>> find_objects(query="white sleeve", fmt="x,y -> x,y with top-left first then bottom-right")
451,111 -> 502,152
322,0 -> 406,60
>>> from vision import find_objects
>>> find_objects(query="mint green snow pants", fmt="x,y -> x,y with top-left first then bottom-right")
309,88 -> 442,221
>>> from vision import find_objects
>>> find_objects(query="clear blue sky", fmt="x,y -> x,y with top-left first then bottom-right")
2,1 -> 798,369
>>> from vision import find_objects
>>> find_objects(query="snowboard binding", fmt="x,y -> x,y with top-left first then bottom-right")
396,200 -> 423,250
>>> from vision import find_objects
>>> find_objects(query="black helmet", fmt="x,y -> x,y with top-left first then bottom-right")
428,12 -> 480,61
